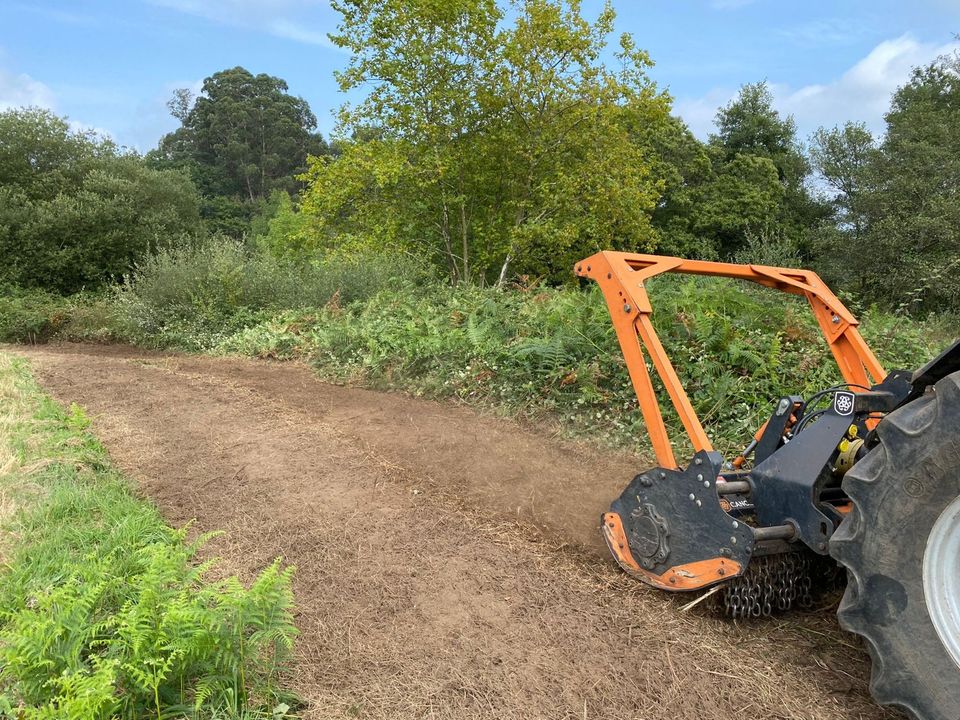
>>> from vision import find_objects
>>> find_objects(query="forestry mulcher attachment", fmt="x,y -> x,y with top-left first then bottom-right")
576,252 -> 960,720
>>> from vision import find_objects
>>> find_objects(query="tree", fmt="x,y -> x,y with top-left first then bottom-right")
809,52 -> 960,313
709,82 -> 825,256
151,67 -> 332,236
0,109 -> 201,293
863,53 -> 960,311
304,0 -> 671,284
808,122 -> 877,291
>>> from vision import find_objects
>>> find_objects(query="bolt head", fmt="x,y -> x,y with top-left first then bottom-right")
623,303 -> 632,313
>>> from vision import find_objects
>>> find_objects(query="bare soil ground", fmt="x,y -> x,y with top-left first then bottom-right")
10,343 -> 896,720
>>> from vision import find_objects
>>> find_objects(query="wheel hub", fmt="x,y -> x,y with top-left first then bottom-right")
923,493 -> 960,670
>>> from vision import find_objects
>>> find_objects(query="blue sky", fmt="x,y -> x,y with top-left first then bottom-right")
1,0 -> 958,152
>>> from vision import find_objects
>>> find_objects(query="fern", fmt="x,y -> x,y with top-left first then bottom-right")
0,355 -> 299,719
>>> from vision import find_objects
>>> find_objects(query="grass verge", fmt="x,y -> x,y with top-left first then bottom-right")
0,351 -> 298,720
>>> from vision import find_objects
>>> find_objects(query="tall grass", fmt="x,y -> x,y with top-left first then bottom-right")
2,240 -> 953,459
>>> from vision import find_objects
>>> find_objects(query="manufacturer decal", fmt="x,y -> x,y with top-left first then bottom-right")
834,391 -> 855,416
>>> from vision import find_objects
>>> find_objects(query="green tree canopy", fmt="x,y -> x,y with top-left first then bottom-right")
708,82 -> 825,256
0,108 -> 201,293
153,67 -> 330,203
810,53 -> 960,312
301,0 -> 672,284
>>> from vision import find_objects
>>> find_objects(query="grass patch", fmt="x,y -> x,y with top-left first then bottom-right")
0,352 -> 298,719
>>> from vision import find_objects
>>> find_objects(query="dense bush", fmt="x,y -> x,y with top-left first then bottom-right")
0,287 -> 126,344
0,354 -> 296,718
0,109 -> 202,294
217,278 -> 953,457
113,238 -> 433,350
3,246 -> 952,458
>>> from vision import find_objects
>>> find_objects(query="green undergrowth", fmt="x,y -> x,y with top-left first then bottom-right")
214,278 -> 954,458
0,352 -> 298,719
2,262 -> 954,459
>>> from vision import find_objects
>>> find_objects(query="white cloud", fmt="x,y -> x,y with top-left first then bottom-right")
674,34 -> 960,141
0,68 -> 56,111
673,87 -> 736,138
147,0 -> 337,47
777,34 -> 959,138
269,18 -> 330,45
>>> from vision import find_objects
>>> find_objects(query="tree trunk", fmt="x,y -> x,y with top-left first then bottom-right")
496,254 -> 511,287
440,200 -> 459,284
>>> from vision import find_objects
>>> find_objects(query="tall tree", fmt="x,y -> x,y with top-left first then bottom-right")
709,82 -> 824,256
153,67 -> 330,203
808,122 -> 876,291
304,0 -> 671,284
864,53 -> 960,311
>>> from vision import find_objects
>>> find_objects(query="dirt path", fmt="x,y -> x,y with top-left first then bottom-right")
11,343 -> 895,720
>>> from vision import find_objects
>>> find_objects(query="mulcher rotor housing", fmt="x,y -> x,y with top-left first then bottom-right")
577,251 -> 960,720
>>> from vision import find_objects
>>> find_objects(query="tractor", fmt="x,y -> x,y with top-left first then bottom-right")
577,251 -> 959,720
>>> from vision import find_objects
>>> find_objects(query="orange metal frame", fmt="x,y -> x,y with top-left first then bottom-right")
576,252 -> 887,469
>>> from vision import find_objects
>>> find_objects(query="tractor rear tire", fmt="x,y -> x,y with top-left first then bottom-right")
830,370 -> 960,720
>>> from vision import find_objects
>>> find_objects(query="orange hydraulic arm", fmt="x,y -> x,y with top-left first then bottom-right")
575,252 -> 887,469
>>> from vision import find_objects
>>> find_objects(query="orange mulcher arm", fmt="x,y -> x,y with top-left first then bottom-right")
575,252 -> 887,469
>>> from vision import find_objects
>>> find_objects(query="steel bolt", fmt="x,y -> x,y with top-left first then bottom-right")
688,493 -> 695,501
695,499 -> 702,507
703,480 -> 710,488
731,536 -> 738,544
623,303 -> 632,313
732,521 -> 739,529
695,458 -> 702,466
696,474 -> 703,482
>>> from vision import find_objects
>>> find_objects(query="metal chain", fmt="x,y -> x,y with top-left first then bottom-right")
718,552 -> 818,619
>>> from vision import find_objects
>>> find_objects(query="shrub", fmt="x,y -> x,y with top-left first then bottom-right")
0,109 -> 203,294
216,278 -> 953,458
116,237 -> 433,350
0,288 -> 129,344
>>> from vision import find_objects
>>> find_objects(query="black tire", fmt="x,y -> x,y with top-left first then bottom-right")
830,370 -> 960,720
